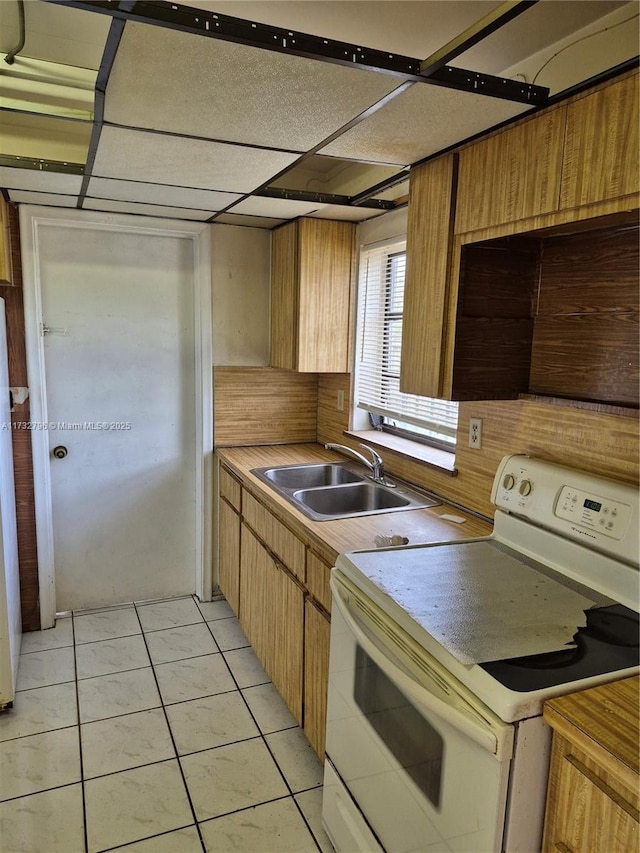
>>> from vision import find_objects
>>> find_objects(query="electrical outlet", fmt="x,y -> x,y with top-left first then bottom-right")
336,390 -> 345,412
469,417 -> 482,449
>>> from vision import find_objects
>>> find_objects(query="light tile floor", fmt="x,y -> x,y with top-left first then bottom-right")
0,596 -> 334,853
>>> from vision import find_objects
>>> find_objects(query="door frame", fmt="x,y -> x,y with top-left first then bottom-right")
20,206 -> 213,628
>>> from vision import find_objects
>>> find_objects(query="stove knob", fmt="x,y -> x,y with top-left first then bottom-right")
502,474 -> 515,490
519,479 -> 532,496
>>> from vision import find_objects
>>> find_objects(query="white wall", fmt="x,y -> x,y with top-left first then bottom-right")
211,223 -> 271,366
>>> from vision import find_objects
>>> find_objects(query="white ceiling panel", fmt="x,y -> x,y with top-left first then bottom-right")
214,214 -> 285,229
7,190 -> 78,208
83,198 -> 213,221
103,22 -> 403,151
321,84 -> 531,166
92,126 -> 299,194
87,177 -> 241,210
0,1 -> 110,70
230,197 -> 322,218
0,166 -> 83,194
309,204 -> 382,222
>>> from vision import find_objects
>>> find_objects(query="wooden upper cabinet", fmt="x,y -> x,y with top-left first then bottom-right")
270,218 -> 355,373
399,154 -> 458,399
560,73 -> 639,210
454,108 -> 566,234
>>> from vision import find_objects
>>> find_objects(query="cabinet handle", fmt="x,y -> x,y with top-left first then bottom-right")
566,754 -> 640,822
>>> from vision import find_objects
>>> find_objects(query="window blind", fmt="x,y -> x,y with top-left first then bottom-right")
356,239 -> 458,442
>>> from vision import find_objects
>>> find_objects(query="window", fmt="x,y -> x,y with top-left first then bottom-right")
355,237 -> 458,450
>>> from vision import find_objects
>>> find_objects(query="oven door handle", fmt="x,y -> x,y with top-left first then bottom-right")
332,580 -> 510,759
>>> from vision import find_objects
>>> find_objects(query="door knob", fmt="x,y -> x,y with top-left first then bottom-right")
52,446 -> 68,459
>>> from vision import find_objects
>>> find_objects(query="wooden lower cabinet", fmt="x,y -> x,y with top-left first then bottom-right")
218,498 -> 240,615
304,598 -> 331,760
542,677 -> 639,853
240,523 -> 304,724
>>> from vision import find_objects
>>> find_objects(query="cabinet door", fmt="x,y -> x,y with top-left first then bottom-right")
400,154 -> 457,398
560,73 -> 639,210
304,598 -> 331,759
218,498 -> 240,616
270,221 -> 299,370
544,739 -> 639,853
297,219 -> 354,373
455,109 -> 566,234
240,524 -> 304,724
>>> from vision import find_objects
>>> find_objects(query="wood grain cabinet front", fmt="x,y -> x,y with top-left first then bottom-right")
239,524 -> 304,724
270,218 -> 355,373
560,73 -> 639,210
303,598 -> 331,760
454,108 -> 566,235
218,497 -> 240,616
542,677 -> 639,853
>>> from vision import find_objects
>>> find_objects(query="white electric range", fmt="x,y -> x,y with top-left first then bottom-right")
322,454 -> 639,853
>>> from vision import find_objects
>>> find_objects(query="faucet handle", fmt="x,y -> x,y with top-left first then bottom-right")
358,443 -> 383,466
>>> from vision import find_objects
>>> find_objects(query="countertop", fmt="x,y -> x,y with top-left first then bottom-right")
216,443 -> 492,564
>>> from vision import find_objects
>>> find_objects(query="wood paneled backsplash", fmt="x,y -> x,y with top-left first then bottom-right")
214,367 -> 318,446
316,374 -> 639,519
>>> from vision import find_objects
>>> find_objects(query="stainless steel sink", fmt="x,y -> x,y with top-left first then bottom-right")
251,463 -> 440,521
294,483 -> 410,515
261,463 -> 364,490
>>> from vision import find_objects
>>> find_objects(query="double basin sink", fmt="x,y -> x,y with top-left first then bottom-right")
250,463 -> 440,521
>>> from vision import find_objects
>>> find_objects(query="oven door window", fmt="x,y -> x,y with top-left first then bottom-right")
354,644 -> 443,808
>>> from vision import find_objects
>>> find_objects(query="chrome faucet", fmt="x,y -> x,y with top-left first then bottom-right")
325,442 -> 394,487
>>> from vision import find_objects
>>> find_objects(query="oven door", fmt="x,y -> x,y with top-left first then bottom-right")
323,572 -> 514,853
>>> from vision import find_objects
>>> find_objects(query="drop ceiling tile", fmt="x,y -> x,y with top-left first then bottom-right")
0,166 -> 83,194
87,177 -> 241,210
0,112 -> 91,163
83,198 -> 212,221
308,204 -> 383,221
92,126 -> 298,194
214,214 -> 285,229
7,190 -> 78,208
103,22 -> 402,151
321,84 -> 531,166
230,197 -> 321,219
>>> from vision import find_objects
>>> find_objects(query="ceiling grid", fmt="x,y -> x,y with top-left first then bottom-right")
0,0 -> 636,225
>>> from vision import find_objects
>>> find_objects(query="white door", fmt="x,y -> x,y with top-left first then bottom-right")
0,299 -> 21,705
22,210 -> 212,615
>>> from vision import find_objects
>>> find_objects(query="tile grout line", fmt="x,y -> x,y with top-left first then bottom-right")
131,602 -> 208,853
199,604 -> 324,853
71,612 -> 90,853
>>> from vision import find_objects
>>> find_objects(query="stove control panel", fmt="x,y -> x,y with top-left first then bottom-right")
555,486 -> 631,540
492,454 -> 639,565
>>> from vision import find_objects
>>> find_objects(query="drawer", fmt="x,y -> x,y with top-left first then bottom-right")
219,465 -> 242,512
306,551 -> 332,614
243,491 -> 305,582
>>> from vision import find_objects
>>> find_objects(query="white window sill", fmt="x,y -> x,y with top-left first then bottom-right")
344,429 -> 457,476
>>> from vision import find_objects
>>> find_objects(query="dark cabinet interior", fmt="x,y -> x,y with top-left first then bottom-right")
452,214 -> 639,408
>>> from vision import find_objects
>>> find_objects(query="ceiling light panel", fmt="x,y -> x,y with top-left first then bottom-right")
92,126 -> 299,193
83,198 -> 213,221
308,204 -> 383,221
87,177 -> 241,210
103,22 -> 402,151
0,166 -> 83,194
7,190 -> 78,208
0,112 -> 91,163
229,197 -> 322,218
321,84 -> 531,166
214,214 -> 285,229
